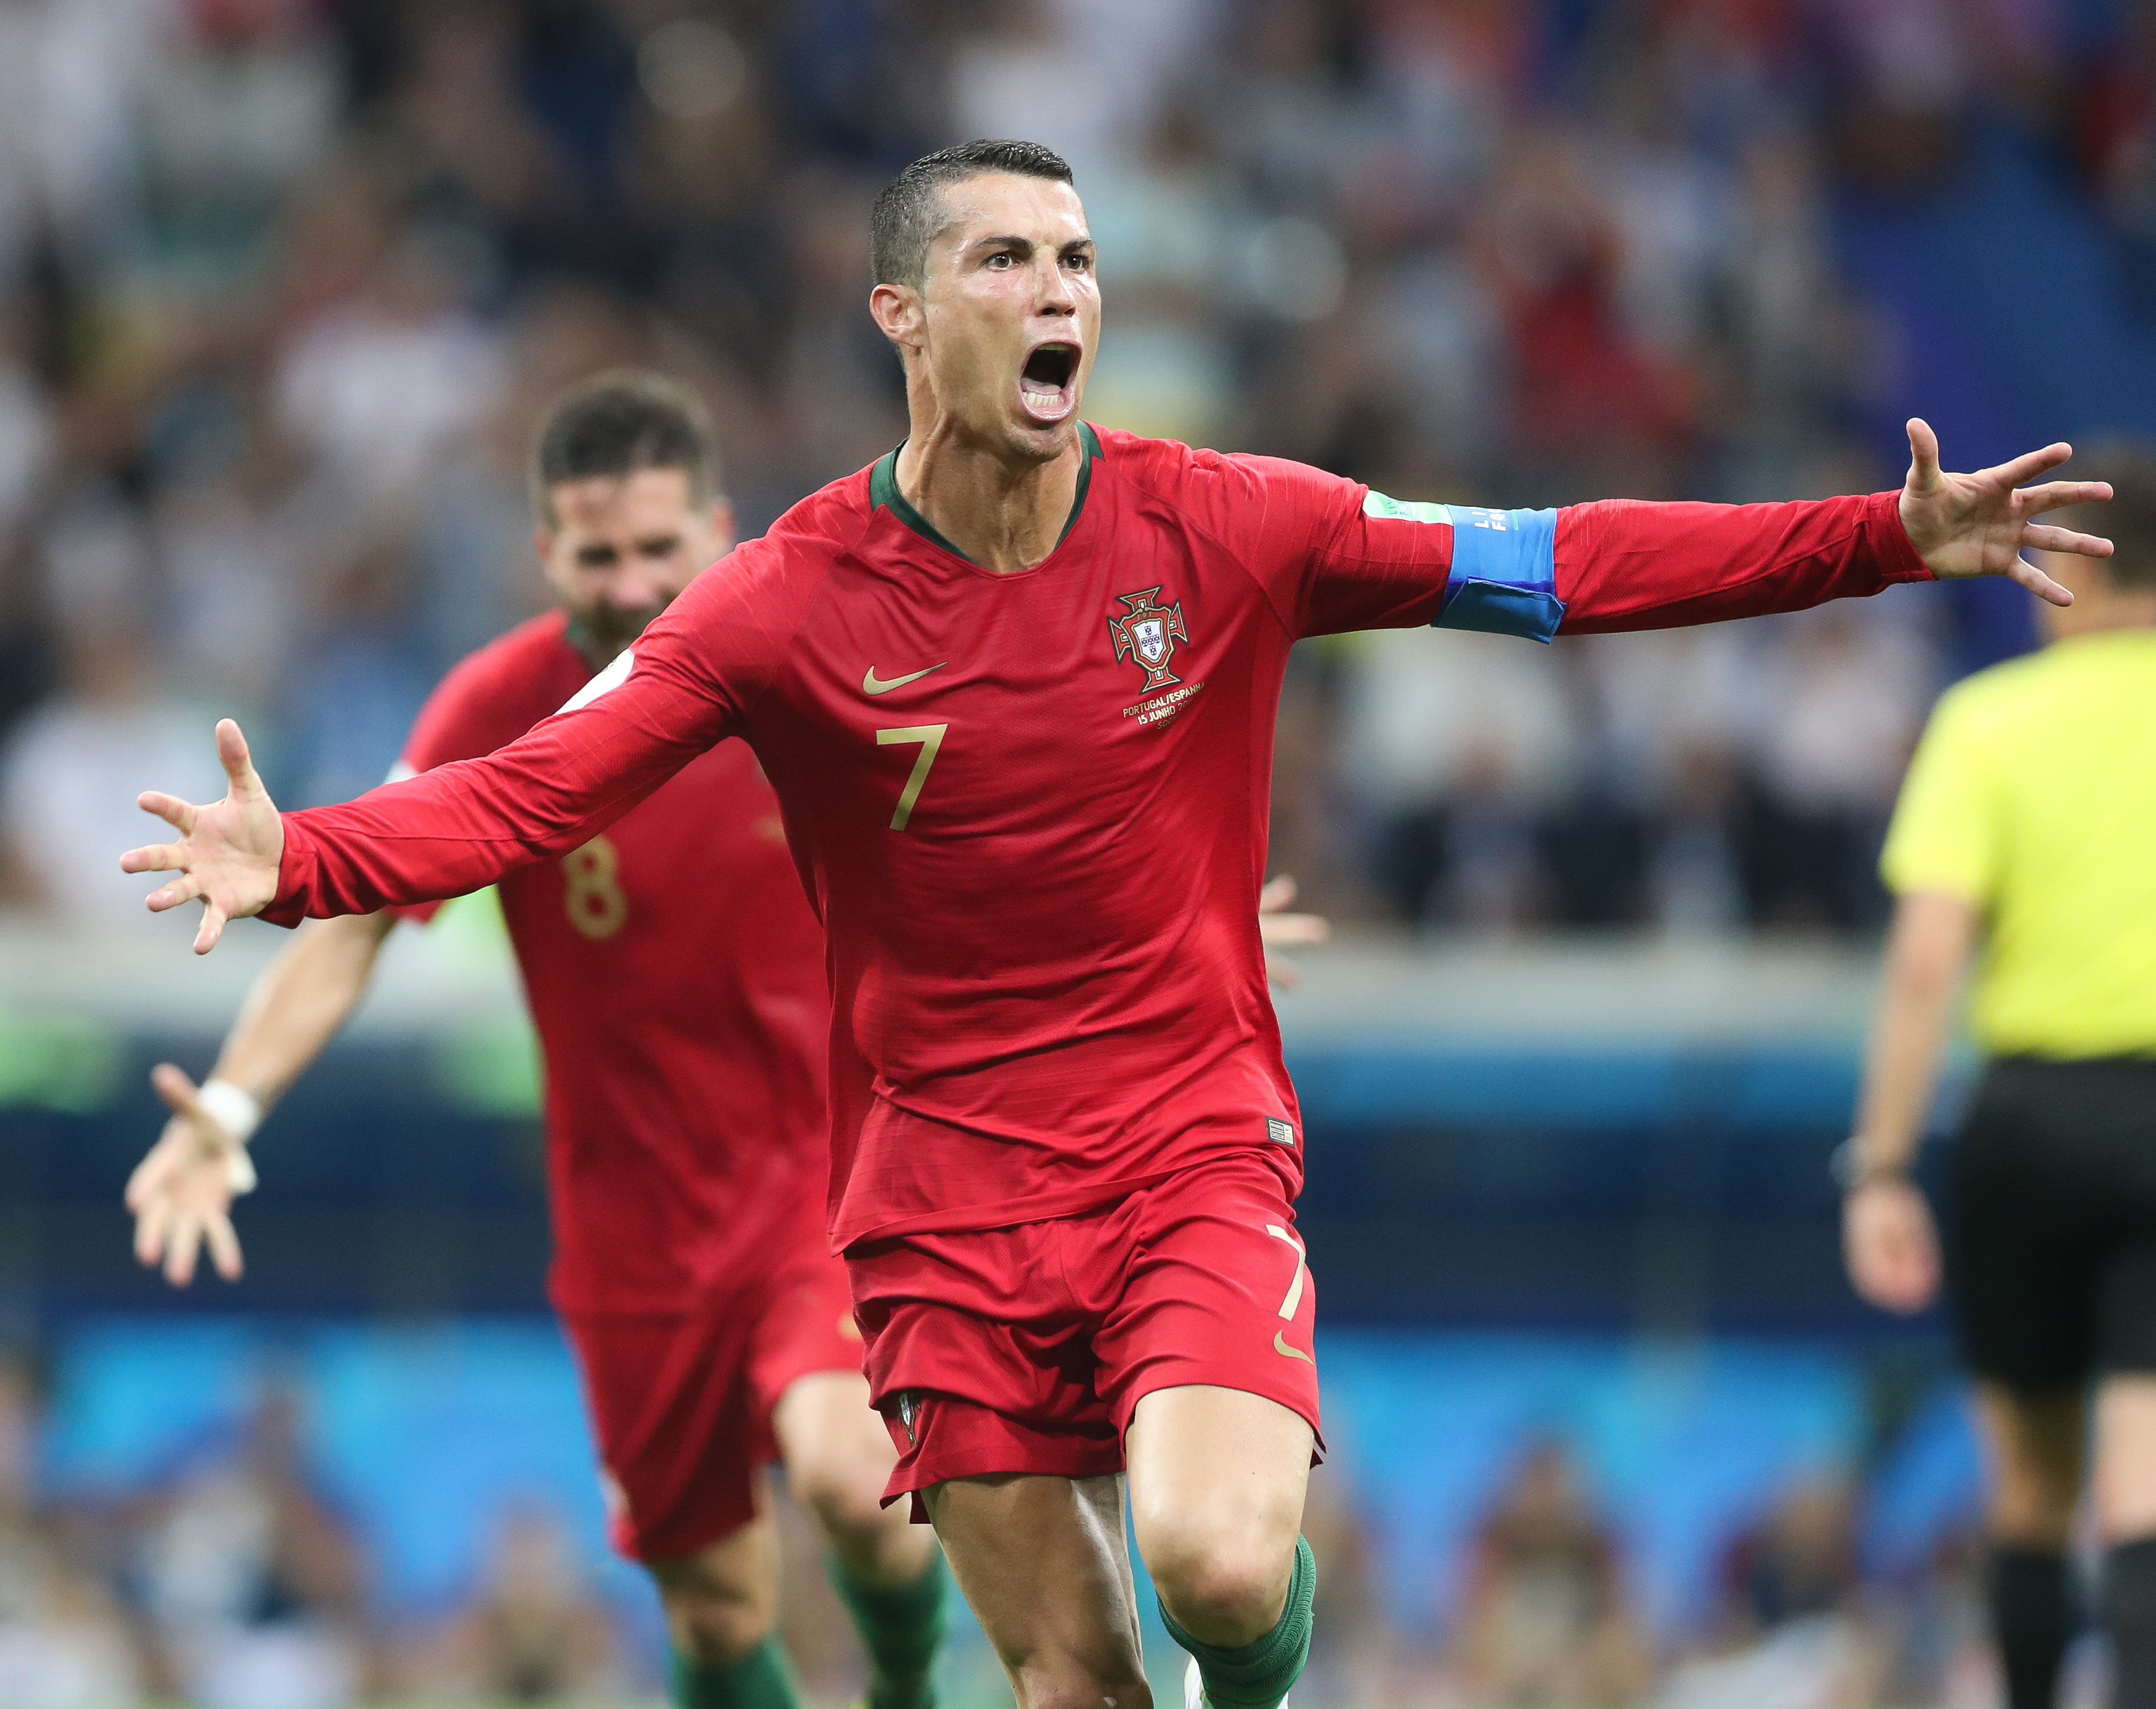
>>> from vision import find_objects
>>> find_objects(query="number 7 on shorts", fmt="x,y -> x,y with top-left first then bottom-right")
1264,1224 -> 1307,1318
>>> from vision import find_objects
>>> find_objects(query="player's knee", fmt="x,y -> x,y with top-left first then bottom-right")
1148,1532 -> 1294,1647
654,1563 -> 778,1668
789,1448 -> 890,1547
1991,1469 -> 2081,1548
1988,1432 -> 2086,1545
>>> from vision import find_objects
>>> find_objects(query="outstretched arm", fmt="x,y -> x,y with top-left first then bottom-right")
1290,421 -> 2114,640
1555,422 -> 2110,632
128,911 -> 396,1286
122,566 -> 748,950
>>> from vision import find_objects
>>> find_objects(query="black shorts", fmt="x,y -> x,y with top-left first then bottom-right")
1948,1055 -> 2156,1392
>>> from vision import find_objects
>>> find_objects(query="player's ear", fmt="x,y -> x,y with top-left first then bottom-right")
705,498 -> 736,559
869,281 -> 924,354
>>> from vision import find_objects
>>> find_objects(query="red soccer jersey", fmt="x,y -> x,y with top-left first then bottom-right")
267,428 -> 1930,1249
393,609 -> 829,1313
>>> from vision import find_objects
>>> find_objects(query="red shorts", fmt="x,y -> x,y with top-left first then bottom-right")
847,1152 -> 1323,1516
560,1236 -> 864,1562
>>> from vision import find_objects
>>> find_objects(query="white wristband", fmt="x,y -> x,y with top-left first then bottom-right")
194,1079 -> 262,1195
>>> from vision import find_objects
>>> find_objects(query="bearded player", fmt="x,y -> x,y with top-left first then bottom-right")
121,372 -> 950,1709
122,142 -> 2113,1709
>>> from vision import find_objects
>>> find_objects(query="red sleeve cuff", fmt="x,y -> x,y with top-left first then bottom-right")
258,816 -> 314,929
1866,489 -> 1933,584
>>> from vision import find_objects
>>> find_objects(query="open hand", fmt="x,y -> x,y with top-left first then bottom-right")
1843,1176 -> 1940,1315
120,718 -> 284,954
126,1064 -> 252,1286
1259,874 -> 1330,990
1898,419 -> 2113,604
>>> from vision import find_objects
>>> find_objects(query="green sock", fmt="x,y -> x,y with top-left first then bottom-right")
1159,1535 -> 1316,1709
670,1635 -> 803,1709
827,1551 -> 948,1709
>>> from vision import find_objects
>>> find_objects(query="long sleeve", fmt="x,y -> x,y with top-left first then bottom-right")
1552,489 -> 1931,633
1094,437 -> 1933,642
261,557 -> 763,926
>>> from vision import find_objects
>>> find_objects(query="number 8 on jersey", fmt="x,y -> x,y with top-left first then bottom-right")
563,836 -> 628,938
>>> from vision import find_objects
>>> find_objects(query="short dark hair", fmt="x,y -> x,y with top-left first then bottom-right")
870,139 -> 1075,290
2052,448 -> 2156,591
532,369 -> 717,523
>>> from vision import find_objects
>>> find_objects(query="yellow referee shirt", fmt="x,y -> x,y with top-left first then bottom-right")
1881,628 -> 2156,1058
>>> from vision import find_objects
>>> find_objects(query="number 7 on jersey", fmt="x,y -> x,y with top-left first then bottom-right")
876,724 -> 947,831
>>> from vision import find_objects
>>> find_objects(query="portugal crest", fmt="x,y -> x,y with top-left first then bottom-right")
1108,587 -> 1189,693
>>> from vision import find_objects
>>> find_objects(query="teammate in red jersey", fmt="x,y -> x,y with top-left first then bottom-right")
121,372 -> 949,1709
123,141 -> 2113,1709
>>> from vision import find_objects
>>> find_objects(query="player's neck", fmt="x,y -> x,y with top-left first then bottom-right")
894,422 -> 1082,574
561,614 -> 628,674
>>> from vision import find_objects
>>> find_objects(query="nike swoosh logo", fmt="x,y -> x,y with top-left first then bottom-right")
1273,1331 -> 1312,1363
863,662 -> 947,695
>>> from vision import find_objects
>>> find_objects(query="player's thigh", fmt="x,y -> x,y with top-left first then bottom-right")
2095,1376 -> 2156,1541
771,1368 -> 897,1530
1126,1384 -> 1313,1638
2094,1239 -> 2156,1540
1092,1159 -> 1320,1629
1973,1382 -> 2087,1547
646,1498 -> 782,1662
749,1236 -> 883,1522
922,1472 -> 1150,1709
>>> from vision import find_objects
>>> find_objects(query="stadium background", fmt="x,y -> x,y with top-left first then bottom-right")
1,0 -> 2151,1703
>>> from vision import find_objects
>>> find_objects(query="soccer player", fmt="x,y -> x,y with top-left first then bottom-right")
121,371 -> 950,1709
1843,456 -> 2156,1709
121,140 -> 2112,1709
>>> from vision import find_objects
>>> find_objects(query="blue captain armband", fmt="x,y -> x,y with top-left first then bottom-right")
1363,493 -> 1566,643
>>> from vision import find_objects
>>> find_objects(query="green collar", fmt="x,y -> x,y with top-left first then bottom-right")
870,422 -> 1099,566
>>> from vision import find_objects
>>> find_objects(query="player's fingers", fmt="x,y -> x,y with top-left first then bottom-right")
1259,874 -> 1299,912
143,874 -> 203,913
2006,554 -> 2074,607
1861,1245 -> 1926,1314
120,840 -> 186,876
1885,1215 -> 1941,1311
164,1209 -> 201,1287
2020,523 -> 2113,559
136,791 -> 197,834
1259,911 -> 1330,947
1986,441 -> 2075,491
2020,478 -> 2113,516
150,1062 -> 204,1121
1264,953 -> 1303,991
1883,1258 -> 1938,1314
215,719 -> 261,794
192,899 -> 228,956
125,1142 -> 178,1212
1904,418 -> 1943,487
204,1210 -> 244,1282
133,1196 -> 170,1267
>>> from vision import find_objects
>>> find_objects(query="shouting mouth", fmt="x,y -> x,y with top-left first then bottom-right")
1018,342 -> 1079,425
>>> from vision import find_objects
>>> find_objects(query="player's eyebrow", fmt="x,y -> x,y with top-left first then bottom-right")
967,233 -> 1094,261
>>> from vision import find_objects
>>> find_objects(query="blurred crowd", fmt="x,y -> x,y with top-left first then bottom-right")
1296,1428 -> 2008,1709
0,1342 -> 2016,1709
0,0 -> 2139,934
0,1354 -> 640,1705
